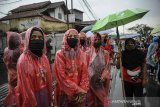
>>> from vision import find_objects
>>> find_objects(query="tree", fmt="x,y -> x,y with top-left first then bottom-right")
128,24 -> 153,37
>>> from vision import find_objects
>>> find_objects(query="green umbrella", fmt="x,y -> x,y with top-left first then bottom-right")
151,25 -> 160,35
92,8 -> 149,33
80,25 -> 93,33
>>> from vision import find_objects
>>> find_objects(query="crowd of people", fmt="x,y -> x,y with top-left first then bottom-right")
2,26 -> 160,107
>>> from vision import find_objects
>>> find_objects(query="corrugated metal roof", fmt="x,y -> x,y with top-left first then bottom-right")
11,1 -> 51,13
0,1 -> 68,22
0,10 -> 42,20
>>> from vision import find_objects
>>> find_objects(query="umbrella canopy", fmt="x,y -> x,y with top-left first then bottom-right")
152,32 -> 160,36
120,33 -> 141,39
92,8 -> 149,32
86,29 -> 114,38
86,31 -> 93,38
109,33 -> 140,39
80,25 -> 93,33
151,25 -> 160,35
99,29 -> 114,35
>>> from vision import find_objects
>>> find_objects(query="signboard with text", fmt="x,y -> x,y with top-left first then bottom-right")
19,19 -> 40,30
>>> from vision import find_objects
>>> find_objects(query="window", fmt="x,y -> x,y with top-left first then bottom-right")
58,13 -> 62,19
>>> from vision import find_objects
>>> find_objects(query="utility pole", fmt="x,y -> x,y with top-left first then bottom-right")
71,0 -> 73,14
71,0 -> 74,28
65,0 -> 69,30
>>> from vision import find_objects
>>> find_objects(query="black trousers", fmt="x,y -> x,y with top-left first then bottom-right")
123,81 -> 144,107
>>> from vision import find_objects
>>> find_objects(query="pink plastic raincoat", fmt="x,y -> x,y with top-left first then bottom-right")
15,27 -> 52,107
53,29 -> 89,107
3,32 -> 22,106
86,35 -> 110,107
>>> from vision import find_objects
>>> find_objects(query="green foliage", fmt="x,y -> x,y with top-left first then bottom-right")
128,24 -> 153,37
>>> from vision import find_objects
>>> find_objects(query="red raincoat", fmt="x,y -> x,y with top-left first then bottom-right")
53,29 -> 89,107
15,27 -> 52,107
101,39 -> 113,55
3,32 -> 22,106
79,32 -> 89,52
86,35 -> 110,107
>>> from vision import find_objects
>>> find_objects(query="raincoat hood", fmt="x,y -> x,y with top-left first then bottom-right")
24,27 -> 46,54
62,29 -> 79,50
152,36 -> 159,43
79,32 -> 87,46
7,32 -> 21,50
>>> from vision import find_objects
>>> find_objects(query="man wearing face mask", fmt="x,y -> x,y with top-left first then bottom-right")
116,38 -> 147,107
86,32 -> 110,107
16,27 -> 52,107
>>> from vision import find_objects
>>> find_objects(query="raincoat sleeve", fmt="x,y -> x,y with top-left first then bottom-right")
53,51 -> 87,96
16,55 -> 37,107
79,54 -> 89,92
101,50 -> 111,96
101,51 -> 110,80
44,56 -> 53,103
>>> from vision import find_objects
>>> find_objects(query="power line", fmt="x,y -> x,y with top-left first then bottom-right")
0,0 -> 11,2
83,0 -> 97,19
0,11 -> 7,15
81,0 -> 95,19
78,0 -> 91,20
0,0 -> 22,5
0,0 -> 12,2
81,0 -> 97,20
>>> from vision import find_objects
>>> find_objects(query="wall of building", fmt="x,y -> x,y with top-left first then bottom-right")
49,6 -> 65,22
40,18 -> 70,32
0,16 -> 71,32
73,11 -> 83,21
0,17 -> 41,32
0,21 -> 10,31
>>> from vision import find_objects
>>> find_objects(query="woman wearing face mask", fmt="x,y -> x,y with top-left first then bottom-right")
15,27 -> 52,107
53,29 -> 89,107
116,38 -> 147,107
86,32 -> 110,107
101,34 -> 114,64
3,32 -> 23,107
79,32 -> 89,52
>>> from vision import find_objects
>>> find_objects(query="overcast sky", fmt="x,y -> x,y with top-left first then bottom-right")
0,0 -> 160,32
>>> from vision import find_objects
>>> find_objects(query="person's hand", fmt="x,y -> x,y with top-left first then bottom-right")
74,92 -> 86,103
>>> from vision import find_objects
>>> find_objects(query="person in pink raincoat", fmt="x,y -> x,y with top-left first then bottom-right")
79,32 -> 89,52
15,27 -> 52,107
86,32 -> 110,107
3,32 -> 23,107
53,29 -> 89,107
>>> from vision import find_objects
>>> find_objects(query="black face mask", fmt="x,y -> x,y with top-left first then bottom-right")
80,39 -> 85,46
29,40 -> 44,57
67,38 -> 78,48
94,41 -> 101,48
